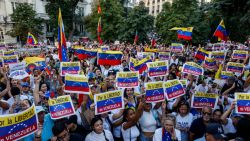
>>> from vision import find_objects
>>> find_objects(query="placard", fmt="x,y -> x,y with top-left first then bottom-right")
64,74 -> 90,94
145,81 -> 165,103
191,92 -> 218,109
147,61 -> 168,77
235,93 -> 250,114
60,62 -> 80,76
164,79 -> 185,100
182,62 -> 204,76
116,71 -> 139,88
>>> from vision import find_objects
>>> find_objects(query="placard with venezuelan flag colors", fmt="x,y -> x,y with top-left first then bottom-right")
97,51 -> 123,66
3,50 -> 15,56
171,43 -> 183,53
226,62 -> 245,74
48,95 -> 75,119
182,62 -> 204,76
116,71 -> 139,88
191,92 -> 218,109
220,71 -> 234,80
204,57 -> 217,70
210,51 -> 225,61
94,90 -> 124,115
164,79 -> 185,100
60,62 -> 80,76
232,50 -> 248,60
64,74 -> 90,94
146,61 -> 168,77
2,55 -> 18,65
235,93 -> 250,114
145,81 -> 165,103
0,58 -> 3,67
139,52 -> 155,59
158,52 -> 170,60
0,105 -> 38,141
101,46 -> 109,51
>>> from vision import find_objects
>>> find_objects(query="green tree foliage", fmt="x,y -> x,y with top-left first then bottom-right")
118,1 -> 154,43
45,0 -> 80,40
84,0 -> 125,42
7,3 -> 43,44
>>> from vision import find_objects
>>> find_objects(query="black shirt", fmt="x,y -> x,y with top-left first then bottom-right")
236,118 -> 250,141
189,117 -> 206,140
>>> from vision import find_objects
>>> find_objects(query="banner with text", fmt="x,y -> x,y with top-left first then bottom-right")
60,62 -> 80,76
158,52 -> 170,60
191,92 -> 218,109
232,50 -> 248,60
182,62 -> 204,76
116,71 -> 139,88
164,79 -> 185,100
171,43 -> 183,53
2,55 -> 18,65
145,81 -> 165,103
235,93 -> 250,114
147,61 -> 168,77
226,62 -> 245,74
64,74 -> 90,94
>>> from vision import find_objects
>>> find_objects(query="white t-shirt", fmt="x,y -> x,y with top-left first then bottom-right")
175,113 -> 193,130
85,130 -> 114,141
139,110 -> 157,132
121,123 -> 140,141
0,100 -> 9,115
109,109 -> 123,138
153,128 -> 181,141
194,84 -> 208,93
222,118 -> 236,134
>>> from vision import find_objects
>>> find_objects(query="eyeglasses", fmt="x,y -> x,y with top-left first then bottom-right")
202,112 -> 212,116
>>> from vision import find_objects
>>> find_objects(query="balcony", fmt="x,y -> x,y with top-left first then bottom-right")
36,13 -> 50,20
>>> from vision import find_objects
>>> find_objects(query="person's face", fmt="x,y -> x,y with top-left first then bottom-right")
66,123 -> 75,131
168,74 -> 174,80
22,86 -> 30,92
164,119 -> 175,133
205,133 -> 224,141
95,70 -> 101,76
213,111 -> 222,122
38,111 -> 45,123
20,100 -> 30,111
126,109 -> 136,121
11,79 -> 18,87
202,108 -> 212,122
93,120 -> 104,134
126,88 -> 134,97
144,103 -> 152,111
179,105 -> 188,115
56,130 -> 70,141
40,84 -> 47,92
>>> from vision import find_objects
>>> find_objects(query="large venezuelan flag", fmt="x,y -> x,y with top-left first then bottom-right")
58,8 -> 67,62
177,27 -> 193,40
195,48 -> 210,60
27,32 -> 38,45
97,51 -> 123,66
214,20 -> 228,41
129,56 -> 152,74
74,48 -> 97,60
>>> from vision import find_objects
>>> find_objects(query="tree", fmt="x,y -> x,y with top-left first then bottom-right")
118,1 -> 154,44
84,0 -> 125,42
45,0 -> 80,40
7,3 -> 43,44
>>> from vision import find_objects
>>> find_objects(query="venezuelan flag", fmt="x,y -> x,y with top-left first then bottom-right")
27,32 -> 38,45
214,20 -> 228,41
145,82 -> 165,102
24,57 -> 45,73
195,48 -> 210,60
64,75 -> 90,94
97,51 -> 123,66
193,96 -> 217,108
172,27 -> 193,41
129,56 -> 152,74
204,57 -> 217,69
74,48 -> 97,60
58,8 -> 67,62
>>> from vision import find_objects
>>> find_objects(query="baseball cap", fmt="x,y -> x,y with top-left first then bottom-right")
21,82 -> 30,87
36,106 -> 45,114
231,113 -> 244,118
206,123 -> 227,140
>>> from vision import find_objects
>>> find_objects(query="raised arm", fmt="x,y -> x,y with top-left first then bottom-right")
221,100 -> 235,125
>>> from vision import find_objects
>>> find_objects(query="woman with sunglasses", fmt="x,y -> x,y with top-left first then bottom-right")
174,101 -> 193,141
121,100 -> 144,141
153,115 -> 181,141
85,117 -> 114,141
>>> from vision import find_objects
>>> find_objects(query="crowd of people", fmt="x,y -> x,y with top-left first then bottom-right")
0,41 -> 250,141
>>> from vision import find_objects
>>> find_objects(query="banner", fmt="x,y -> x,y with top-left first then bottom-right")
60,62 -> 80,76
74,48 -> 97,60
145,48 -> 158,53
24,57 -> 45,73
3,50 -> 15,56
226,62 -> 245,74
2,55 -> 18,65
164,79 -> 185,100
171,43 -> 183,53
94,90 -> 124,115
64,74 -> 90,94
191,92 -> 218,109
210,51 -> 225,61
147,61 -> 168,77
182,62 -> 204,76
9,70 -> 29,80
48,95 -> 75,119
97,51 -> 123,66
220,71 -> 234,80
129,56 -> 152,74
145,81 -> 165,103
9,62 -> 26,72
232,50 -> 248,60
212,43 -> 224,51
235,93 -> 250,114
180,80 -> 187,89
0,105 -> 38,141
116,71 -> 139,88
203,57 -> 217,70
140,52 -> 155,59
158,52 -> 170,60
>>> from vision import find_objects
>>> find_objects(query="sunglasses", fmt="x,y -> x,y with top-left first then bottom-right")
202,112 -> 212,116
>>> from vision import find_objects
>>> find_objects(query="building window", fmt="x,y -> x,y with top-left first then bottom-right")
80,25 -> 84,33
11,2 -> 20,11
0,28 -> 4,42
46,24 -> 52,32
79,7 -> 84,16
153,0 -> 155,4
157,0 -> 160,2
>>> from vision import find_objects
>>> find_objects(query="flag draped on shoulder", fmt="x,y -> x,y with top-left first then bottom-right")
27,32 -> 38,45
58,8 -> 67,61
214,20 -> 228,41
